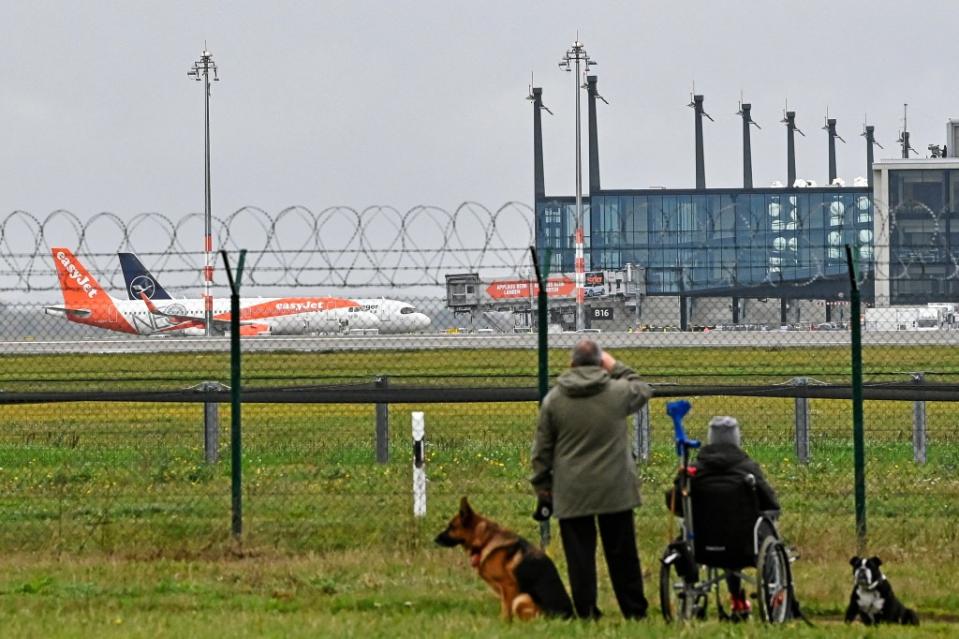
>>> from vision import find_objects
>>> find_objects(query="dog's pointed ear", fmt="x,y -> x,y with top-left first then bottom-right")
870,556 -> 882,567
849,556 -> 860,567
459,496 -> 474,522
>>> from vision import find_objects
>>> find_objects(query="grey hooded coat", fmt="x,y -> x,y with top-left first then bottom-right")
530,362 -> 653,519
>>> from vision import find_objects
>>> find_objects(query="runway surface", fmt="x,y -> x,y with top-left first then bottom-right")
0,330 -> 956,355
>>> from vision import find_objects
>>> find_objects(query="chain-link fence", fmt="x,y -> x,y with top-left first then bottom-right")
1,208 -> 958,580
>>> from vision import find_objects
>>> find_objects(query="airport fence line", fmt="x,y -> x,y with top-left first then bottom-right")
1,395 -> 957,560
1,236 -> 959,563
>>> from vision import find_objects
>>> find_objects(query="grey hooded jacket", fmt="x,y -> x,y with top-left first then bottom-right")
530,361 -> 653,519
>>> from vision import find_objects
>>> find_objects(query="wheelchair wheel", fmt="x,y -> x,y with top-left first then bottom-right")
756,537 -> 794,623
659,551 -> 707,622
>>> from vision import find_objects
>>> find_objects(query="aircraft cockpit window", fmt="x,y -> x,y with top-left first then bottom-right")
400,307 -> 417,314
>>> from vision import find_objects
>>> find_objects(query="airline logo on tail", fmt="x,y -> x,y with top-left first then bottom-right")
119,253 -> 172,300
129,274 -> 157,300
55,249 -> 99,299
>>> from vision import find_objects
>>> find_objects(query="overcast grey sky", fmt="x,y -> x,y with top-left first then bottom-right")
2,0 -> 957,217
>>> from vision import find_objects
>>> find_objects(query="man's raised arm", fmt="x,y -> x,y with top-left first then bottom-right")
603,352 -> 653,414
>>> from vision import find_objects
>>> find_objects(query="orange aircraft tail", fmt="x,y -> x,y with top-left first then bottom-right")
50,248 -> 135,333
51,247 -> 108,307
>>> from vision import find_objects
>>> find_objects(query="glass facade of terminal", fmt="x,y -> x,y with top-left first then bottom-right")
537,188 -> 873,297
888,169 -> 959,303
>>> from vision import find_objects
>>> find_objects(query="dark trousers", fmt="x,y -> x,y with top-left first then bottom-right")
559,509 -> 648,619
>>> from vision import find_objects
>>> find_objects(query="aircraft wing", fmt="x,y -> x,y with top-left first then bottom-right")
139,293 -> 253,331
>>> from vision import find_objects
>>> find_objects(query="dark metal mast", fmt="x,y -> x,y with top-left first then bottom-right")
781,109 -> 804,187
689,94 -> 713,189
528,85 -> 551,200
586,75 -> 608,194
823,115 -> 845,184
861,123 -> 883,188
737,100 -> 760,188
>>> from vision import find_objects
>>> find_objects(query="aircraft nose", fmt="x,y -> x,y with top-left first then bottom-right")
417,314 -> 431,330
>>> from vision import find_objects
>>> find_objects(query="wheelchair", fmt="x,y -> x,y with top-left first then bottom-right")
659,469 -> 798,623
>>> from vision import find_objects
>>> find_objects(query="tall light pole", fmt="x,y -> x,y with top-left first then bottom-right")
559,39 -> 595,332
188,47 -> 219,336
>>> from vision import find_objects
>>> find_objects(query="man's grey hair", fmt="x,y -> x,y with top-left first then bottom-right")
707,415 -> 742,447
570,339 -> 603,367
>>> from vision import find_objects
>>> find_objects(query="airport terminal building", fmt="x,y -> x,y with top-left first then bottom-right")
529,79 -> 959,329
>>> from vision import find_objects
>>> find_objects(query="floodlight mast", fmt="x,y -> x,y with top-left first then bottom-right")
188,47 -> 220,336
559,39 -> 595,332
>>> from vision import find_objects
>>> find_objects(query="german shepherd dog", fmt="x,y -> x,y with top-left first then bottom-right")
435,497 -> 574,621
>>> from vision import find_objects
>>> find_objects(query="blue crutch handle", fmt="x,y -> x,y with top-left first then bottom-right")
666,400 -> 700,456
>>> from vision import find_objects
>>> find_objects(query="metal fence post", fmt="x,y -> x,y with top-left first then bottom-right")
221,249 -> 246,541
530,246 -> 551,549
202,381 -> 220,463
845,244 -> 866,551
792,377 -> 810,463
375,376 -> 390,464
912,372 -> 927,464
634,403 -> 650,463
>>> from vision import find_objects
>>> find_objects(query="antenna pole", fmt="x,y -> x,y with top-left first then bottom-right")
900,103 -> 911,159
188,47 -> 220,336
559,38 -> 595,333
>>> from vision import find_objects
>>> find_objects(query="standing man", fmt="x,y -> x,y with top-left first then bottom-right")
530,339 -> 653,619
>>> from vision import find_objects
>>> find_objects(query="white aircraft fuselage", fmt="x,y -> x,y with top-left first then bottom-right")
44,248 -> 379,336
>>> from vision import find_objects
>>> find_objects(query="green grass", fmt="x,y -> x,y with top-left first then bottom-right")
4,343 -> 959,391
0,343 -> 958,634
0,552 -> 956,638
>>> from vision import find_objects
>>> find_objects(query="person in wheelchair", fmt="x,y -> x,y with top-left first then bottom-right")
665,415 -> 780,620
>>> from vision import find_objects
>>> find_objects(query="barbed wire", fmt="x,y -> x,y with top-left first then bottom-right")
0,203 -> 536,294
1,197 -> 955,297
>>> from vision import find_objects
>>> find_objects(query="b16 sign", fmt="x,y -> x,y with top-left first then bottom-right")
591,307 -> 614,320
486,276 -> 576,299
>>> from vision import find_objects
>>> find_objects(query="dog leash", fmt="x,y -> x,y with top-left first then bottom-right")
539,520 -> 550,550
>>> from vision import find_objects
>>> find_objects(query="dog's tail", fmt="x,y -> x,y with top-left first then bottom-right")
514,551 -> 574,619
511,594 -> 538,620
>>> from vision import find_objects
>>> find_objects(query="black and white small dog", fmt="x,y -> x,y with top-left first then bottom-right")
845,556 -> 919,625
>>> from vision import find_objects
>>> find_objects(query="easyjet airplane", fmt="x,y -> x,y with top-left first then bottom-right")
43,248 -> 380,336
118,252 -> 432,334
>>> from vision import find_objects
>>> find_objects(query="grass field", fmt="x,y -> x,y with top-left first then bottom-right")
1,552 -> 958,638
4,343 -> 959,391
0,343 -> 957,635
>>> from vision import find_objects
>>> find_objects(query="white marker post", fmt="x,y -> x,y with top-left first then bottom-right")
412,411 -> 426,518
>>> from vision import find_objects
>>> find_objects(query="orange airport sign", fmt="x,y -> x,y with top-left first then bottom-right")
486,276 -> 576,299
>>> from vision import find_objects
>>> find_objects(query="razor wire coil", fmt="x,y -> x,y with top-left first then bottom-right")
0,203 -> 535,294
